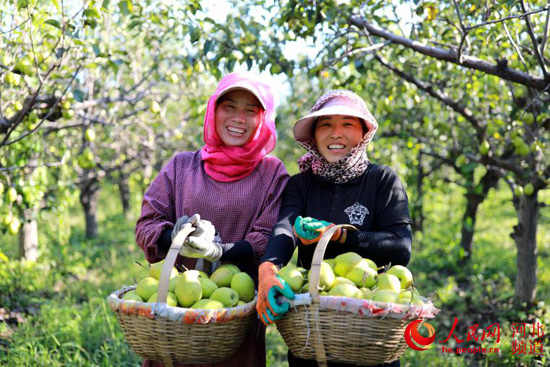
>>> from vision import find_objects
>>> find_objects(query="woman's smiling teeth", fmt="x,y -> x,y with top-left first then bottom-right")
328,144 -> 345,150
227,126 -> 246,134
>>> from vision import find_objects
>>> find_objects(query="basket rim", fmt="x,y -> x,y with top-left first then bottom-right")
107,285 -> 257,324
287,293 -> 439,319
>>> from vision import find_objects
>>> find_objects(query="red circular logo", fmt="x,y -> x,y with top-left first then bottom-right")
404,320 -> 436,351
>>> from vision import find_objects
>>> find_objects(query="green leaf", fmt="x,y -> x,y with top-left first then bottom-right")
118,0 -> 130,15
128,20 -> 143,30
203,39 -> 212,54
189,26 -> 200,43
84,8 -> 101,19
73,89 -> 84,102
45,19 -> 61,29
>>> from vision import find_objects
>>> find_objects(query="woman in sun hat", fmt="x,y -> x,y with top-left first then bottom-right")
256,89 -> 412,367
136,71 -> 289,367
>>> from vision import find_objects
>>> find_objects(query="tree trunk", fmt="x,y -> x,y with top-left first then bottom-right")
513,193 -> 538,305
80,177 -> 100,238
459,192 -> 483,260
459,169 -> 500,260
19,219 -> 38,261
118,171 -> 131,215
411,151 -> 424,233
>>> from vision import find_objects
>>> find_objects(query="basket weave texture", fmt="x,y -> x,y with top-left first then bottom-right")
106,225 -> 256,365
276,225 -> 439,366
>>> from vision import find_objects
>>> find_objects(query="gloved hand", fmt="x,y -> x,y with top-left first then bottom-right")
256,262 -> 295,325
293,216 -> 343,245
172,214 -> 224,262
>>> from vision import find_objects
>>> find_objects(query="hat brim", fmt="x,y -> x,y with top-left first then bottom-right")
293,105 -> 371,142
215,84 -> 266,110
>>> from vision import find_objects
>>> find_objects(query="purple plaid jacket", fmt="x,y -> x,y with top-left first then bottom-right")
136,150 -> 288,367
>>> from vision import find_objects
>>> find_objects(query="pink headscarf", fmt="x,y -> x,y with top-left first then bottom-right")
201,71 -> 277,182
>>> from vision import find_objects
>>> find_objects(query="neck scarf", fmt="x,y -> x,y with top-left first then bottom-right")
297,135 -> 372,184
201,72 -> 276,182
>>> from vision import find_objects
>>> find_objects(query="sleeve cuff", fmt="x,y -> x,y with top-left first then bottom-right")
341,230 -> 360,251
220,240 -> 253,262
158,228 -> 173,254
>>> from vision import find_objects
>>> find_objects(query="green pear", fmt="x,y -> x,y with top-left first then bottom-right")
328,284 -> 361,298
174,276 -> 202,307
218,264 -> 241,275
334,252 -> 363,276
377,273 -> 401,292
363,258 -> 378,270
387,265 -> 413,289
288,247 -> 298,266
309,261 -> 335,291
135,277 -> 159,301
199,277 -> 219,298
149,260 -> 178,280
397,289 -> 423,305
371,289 -> 399,304
237,300 -> 246,306
210,267 -> 236,287
332,277 -> 355,288
168,276 -> 180,293
148,292 -> 178,307
230,272 -> 255,302
361,288 -> 375,300
181,270 -> 201,282
197,270 -> 209,279
299,282 -> 309,293
323,259 -> 335,271
279,265 -> 304,292
345,260 -> 378,288
122,290 -> 143,302
210,287 -> 239,307
191,299 -> 224,310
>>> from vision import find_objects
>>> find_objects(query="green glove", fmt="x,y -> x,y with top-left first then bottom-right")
294,216 -> 341,245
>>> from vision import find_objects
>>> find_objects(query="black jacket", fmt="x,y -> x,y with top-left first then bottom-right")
262,164 -> 412,269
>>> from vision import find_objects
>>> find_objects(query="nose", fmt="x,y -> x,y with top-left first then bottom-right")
329,124 -> 343,138
234,109 -> 246,123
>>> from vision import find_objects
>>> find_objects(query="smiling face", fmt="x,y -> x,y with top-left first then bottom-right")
215,90 -> 263,147
314,115 -> 365,163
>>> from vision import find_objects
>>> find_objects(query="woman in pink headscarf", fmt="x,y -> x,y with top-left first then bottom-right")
136,71 -> 289,367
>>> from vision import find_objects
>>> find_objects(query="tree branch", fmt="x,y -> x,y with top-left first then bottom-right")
541,5 -> 550,54
520,0 -> 548,77
349,14 -> 550,92
465,4 -> 550,31
373,54 -> 486,142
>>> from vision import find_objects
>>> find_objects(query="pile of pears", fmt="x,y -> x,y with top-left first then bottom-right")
122,261 -> 256,310
280,252 -> 425,306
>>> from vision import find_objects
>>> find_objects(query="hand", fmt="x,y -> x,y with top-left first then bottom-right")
172,214 -> 223,262
256,262 -> 295,325
171,215 -> 191,241
293,216 -> 343,245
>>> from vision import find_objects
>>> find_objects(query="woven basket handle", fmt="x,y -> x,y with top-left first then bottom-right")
308,224 -> 358,304
157,223 -> 195,304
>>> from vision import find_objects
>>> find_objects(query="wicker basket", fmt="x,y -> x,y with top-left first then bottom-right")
107,225 -> 256,366
276,225 -> 439,366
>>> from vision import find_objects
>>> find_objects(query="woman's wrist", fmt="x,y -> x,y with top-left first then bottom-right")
338,229 -> 347,244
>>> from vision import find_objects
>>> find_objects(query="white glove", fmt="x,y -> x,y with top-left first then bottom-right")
173,214 -> 224,262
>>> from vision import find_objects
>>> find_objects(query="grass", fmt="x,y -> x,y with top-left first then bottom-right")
0,181 -> 549,366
